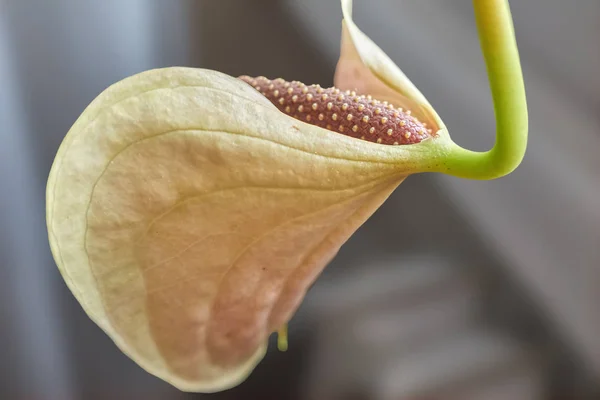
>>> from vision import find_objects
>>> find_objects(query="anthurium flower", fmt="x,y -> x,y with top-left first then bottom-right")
46,0 -> 526,393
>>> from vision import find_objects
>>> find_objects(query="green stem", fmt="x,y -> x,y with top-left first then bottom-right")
441,0 -> 527,180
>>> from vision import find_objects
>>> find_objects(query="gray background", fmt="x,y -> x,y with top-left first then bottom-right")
1,0 -> 598,398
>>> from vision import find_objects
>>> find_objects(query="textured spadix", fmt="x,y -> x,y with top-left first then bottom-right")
238,76 -> 432,145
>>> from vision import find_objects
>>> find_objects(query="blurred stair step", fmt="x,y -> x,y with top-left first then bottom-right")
310,280 -> 481,371
306,256 -> 477,321
350,285 -> 479,351
374,329 -> 543,400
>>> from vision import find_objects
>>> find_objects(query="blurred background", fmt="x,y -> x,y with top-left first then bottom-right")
1,0 -> 598,399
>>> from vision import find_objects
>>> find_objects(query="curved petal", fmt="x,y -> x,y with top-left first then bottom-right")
335,0 -> 445,133
47,67 -> 411,392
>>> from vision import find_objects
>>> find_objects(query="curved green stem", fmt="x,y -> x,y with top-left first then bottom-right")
442,0 -> 527,180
